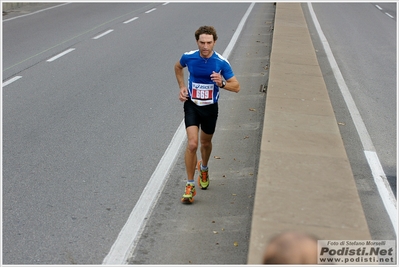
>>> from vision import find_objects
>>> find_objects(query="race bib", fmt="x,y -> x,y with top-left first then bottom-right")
191,82 -> 214,106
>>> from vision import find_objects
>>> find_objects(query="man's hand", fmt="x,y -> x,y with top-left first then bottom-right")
210,71 -> 223,87
175,61 -> 189,102
179,86 -> 189,102
211,71 -> 240,93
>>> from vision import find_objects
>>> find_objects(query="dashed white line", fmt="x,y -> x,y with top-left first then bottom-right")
375,4 -> 395,19
163,2 -> 169,5
3,76 -> 22,87
123,17 -> 138,24
385,12 -> 394,19
308,3 -> 397,236
145,8 -> 156,14
46,48 -> 75,62
92,29 -> 114,40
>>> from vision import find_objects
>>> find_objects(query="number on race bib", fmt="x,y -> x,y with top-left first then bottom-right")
193,89 -> 212,100
191,82 -> 214,105
196,90 -> 209,100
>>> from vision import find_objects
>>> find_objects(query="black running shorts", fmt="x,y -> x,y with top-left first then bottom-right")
184,99 -> 218,135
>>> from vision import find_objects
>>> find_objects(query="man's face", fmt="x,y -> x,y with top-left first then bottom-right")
197,34 -> 215,58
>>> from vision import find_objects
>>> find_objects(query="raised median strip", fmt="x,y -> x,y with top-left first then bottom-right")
247,3 -> 371,264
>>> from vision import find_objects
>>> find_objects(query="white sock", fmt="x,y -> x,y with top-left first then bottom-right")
201,163 -> 208,171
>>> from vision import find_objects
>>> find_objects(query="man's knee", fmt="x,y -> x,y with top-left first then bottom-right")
200,131 -> 213,149
200,139 -> 212,149
187,139 -> 198,153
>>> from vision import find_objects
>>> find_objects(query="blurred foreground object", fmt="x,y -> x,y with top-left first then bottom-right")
263,232 -> 318,264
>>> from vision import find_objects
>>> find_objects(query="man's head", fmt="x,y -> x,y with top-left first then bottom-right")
263,232 -> 318,264
195,26 -> 218,42
195,26 -> 218,58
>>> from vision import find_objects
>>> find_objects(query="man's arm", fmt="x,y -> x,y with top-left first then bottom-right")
210,71 -> 240,93
175,61 -> 188,102
223,76 -> 240,93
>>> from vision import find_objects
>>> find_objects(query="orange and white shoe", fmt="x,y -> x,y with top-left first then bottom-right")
181,183 -> 196,204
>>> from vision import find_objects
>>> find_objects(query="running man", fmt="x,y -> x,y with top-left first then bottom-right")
174,26 -> 240,204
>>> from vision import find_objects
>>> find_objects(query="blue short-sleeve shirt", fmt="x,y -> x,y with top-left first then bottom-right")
180,50 -> 234,106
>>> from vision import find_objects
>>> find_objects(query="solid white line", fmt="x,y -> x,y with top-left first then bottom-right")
102,121 -> 187,265
365,151 -> 398,234
92,29 -> 114,40
145,8 -> 156,14
308,3 -> 397,236
102,3 -> 256,265
46,48 -> 75,62
3,76 -> 22,87
3,3 -> 71,22
223,2 -> 255,59
123,17 -> 138,24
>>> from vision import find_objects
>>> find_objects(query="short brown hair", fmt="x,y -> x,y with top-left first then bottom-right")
195,26 -> 218,41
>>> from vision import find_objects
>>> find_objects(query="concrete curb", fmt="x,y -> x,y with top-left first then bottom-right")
3,3 -> 29,12
247,3 -> 371,264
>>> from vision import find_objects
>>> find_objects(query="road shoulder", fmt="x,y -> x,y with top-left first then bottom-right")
247,3 -> 371,264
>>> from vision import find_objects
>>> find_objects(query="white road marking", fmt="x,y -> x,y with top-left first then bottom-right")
3,3 -> 71,22
374,4 -> 395,19
145,8 -> 156,14
46,48 -> 75,62
223,2 -> 255,59
92,29 -> 114,40
3,76 -> 22,87
102,3 -> 256,265
102,121 -> 187,265
365,151 -> 397,233
308,3 -> 397,236
385,12 -> 394,19
123,17 -> 138,24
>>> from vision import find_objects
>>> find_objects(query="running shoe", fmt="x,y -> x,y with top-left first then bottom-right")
181,183 -> 196,204
197,160 -> 209,190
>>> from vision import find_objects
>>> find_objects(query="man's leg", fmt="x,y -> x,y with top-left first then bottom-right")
181,125 -> 199,203
185,126 -> 199,181
197,130 -> 213,190
198,102 -> 217,169
200,130 -> 213,167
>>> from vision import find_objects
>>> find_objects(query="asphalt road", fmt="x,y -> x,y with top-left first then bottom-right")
2,2 -> 269,264
127,3 -> 275,264
303,3 -> 397,240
